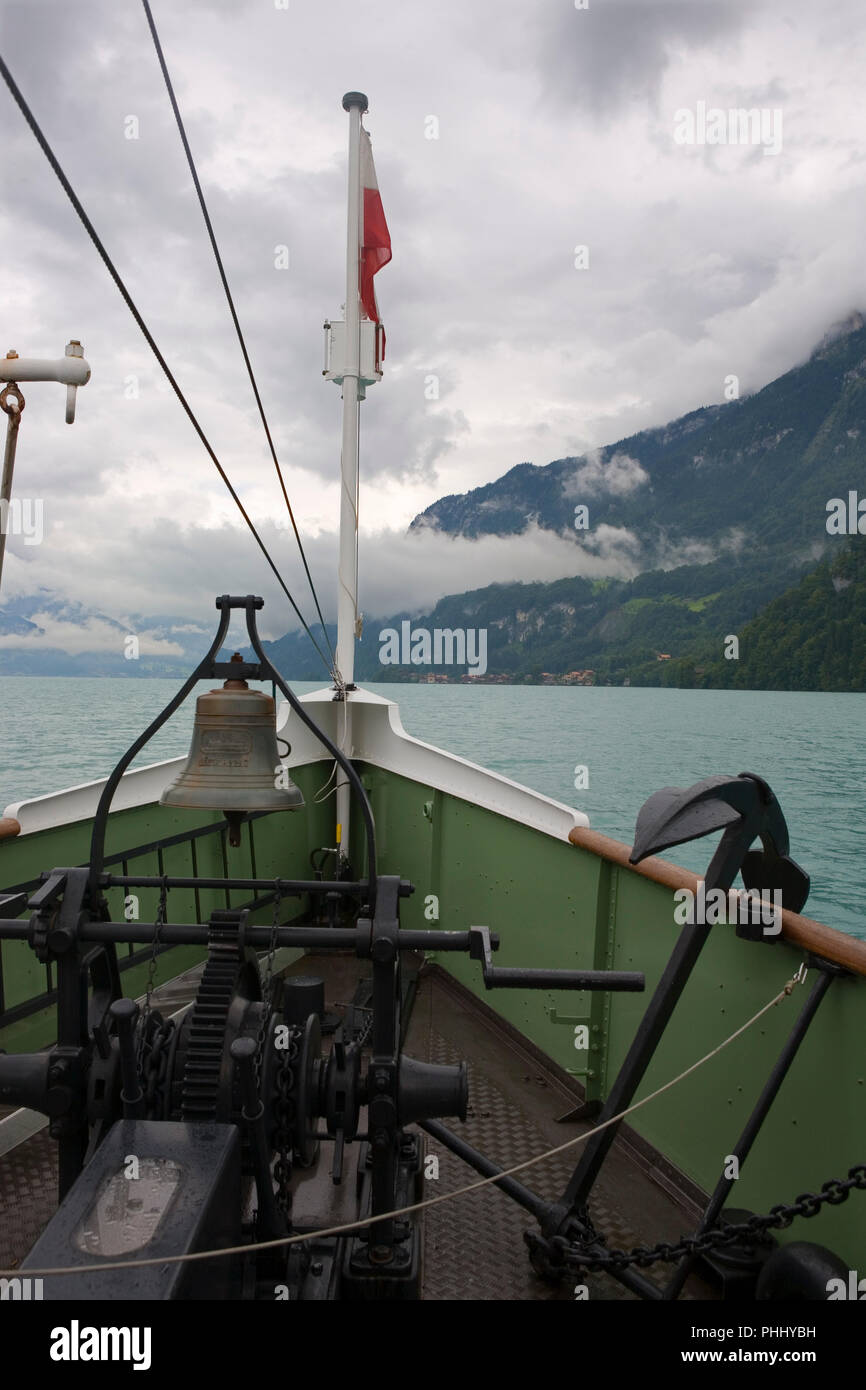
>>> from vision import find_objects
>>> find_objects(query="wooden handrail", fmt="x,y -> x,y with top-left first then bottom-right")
0,818 -> 20,842
569,825 -> 866,979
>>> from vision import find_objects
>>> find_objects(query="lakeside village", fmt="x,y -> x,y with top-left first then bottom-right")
402,669 -> 600,685
375,623 -> 679,685
377,624 -> 601,683
380,660 -> 675,685
375,625 -> 678,685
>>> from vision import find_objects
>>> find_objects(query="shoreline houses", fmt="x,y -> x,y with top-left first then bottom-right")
412,670 -> 598,686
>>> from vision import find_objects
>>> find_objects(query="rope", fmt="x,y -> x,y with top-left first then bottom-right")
141,0 -> 336,678
2,968 -> 804,1280
0,49 -> 333,678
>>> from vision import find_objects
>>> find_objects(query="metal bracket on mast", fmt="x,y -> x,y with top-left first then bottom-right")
0,340 -> 91,596
323,318 -> 383,391
0,340 -> 91,422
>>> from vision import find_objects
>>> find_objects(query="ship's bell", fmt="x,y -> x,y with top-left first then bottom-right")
160,655 -> 304,844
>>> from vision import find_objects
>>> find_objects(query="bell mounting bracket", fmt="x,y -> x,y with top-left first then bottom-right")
88,596 -> 379,913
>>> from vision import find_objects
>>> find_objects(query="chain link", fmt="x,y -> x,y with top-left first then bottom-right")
141,1013 -> 176,1117
332,1001 -> 373,1048
545,1163 -> 866,1274
352,1005 -> 373,1049
136,877 -> 168,1072
263,882 -> 281,999
253,884 -> 281,1100
253,885 -> 296,1220
273,1030 -> 300,1207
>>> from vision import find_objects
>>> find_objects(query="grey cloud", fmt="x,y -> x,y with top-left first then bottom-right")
2,514 -> 641,654
573,523 -> 643,567
535,0 -> 755,118
0,0 -> 864,641
652,527 -> 751,571
562,450 -> 649,499
0,611 -> 185,657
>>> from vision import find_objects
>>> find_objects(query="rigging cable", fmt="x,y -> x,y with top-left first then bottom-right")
0,50 -> 333,677
141,0 -> 336,677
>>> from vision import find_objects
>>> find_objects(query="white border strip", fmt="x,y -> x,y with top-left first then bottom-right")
4,689 -> 588,842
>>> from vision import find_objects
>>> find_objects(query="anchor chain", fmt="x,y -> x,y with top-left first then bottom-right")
272,1028 -> 301,1212
136,877 -> 168,1073
141,1013 -> 176,1118
528,1163 -> 866,1275
253,884 -> 281,1099
252,885 -> 295,1219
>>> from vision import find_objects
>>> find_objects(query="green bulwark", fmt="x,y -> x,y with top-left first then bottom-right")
1,758 -> 863,1267
358,763 -> 864,1268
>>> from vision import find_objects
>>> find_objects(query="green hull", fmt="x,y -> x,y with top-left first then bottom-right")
2,697 -> 864,1268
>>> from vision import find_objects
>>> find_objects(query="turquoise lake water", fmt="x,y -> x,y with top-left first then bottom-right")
1,679 -> 863,938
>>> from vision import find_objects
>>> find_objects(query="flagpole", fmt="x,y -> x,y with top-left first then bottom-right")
335,91 -> 366,873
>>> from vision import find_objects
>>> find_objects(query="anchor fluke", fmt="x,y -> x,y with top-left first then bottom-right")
630,774 -> 746,864
629,771 -> 810,916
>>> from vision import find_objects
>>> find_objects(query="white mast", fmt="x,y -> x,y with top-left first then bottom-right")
334,91 -> 366,871
336,91 -> 365,691
324,91 -> 387,877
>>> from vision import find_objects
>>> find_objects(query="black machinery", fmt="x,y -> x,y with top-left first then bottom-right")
0,595 -> 644,1300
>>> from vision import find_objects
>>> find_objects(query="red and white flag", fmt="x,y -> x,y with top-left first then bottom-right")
359,128 -> 391,350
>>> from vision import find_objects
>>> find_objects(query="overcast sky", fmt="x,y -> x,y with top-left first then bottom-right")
1,0 -> 865,658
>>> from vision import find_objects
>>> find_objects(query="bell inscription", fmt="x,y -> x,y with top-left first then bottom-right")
198,728 -> 253,767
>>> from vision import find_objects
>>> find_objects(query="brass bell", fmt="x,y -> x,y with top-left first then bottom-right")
160,654 -> 304,844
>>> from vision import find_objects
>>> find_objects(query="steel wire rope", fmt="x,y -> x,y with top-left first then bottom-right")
0,50 -> 333,677
141,0 -> 336,678
3,967 -> 808,1280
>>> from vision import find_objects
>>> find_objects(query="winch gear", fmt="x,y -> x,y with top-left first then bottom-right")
173,929 -> 263,1123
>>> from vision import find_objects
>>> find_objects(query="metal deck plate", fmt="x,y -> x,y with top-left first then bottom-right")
405,967 -> 710,1301
0,1127 -> 57,1269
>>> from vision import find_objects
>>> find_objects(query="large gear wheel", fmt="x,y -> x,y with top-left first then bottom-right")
172,926 -> 263,1123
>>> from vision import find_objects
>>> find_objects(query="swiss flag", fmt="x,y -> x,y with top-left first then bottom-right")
359,128 -> 391,350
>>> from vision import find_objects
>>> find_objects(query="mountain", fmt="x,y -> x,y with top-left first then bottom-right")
410,312 -> 866,580
251,315 -> 866,687
255,552 -> 809,685
0,595 -> 207,676
4,313 -> 866,687
657,536 -> 866,692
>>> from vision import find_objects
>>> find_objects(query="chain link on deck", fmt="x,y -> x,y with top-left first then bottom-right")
534,1163 -> 866,1274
